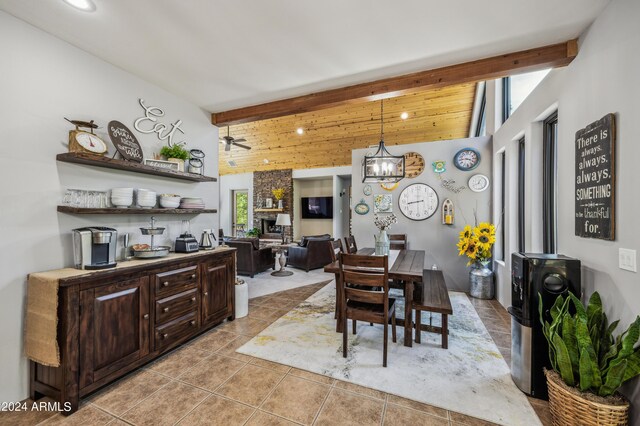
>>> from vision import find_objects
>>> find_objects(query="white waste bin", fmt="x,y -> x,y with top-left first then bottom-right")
235,280 -> 248,318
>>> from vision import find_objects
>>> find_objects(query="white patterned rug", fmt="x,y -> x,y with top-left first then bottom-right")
238,282 -> 540,426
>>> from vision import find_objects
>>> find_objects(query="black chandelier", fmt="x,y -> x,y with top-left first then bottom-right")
362,99 -> 405,183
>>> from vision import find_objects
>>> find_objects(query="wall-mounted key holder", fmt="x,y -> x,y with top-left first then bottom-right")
442,199 -> 454,225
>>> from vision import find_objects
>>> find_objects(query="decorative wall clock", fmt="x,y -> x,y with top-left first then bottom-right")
363,184 -> 372,196
453,147 -> 481,171
468,174 -> 490,192
380,182 -> 399,191
403,152 -> 426,178
354,199 -> 370,215
398,183 -> 439,221
65,118 -> 108,155
373,194 -> 393,213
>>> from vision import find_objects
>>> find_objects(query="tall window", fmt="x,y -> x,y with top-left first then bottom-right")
501,77 -> 511,123
232,190 -> 248,236
499,151 -> 506,261
543,112 -> 558,253
518,137 -> 526,253
502,69 -> 551,122
475,83 -> 487,137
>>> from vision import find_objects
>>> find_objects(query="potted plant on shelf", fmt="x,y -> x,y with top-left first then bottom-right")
456,222 -> 496,299
272,188 -> 285,209
160,144 -> 189,172
373,213 -> 397,255
539,291 -> 640,425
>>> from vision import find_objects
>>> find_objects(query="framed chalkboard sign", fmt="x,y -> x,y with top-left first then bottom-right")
108,120 -> 143,162
575,113 -> 616,240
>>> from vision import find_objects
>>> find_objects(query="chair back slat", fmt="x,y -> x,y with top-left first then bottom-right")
344,236 -> 358,254
345,286 -> 384,304
388,234 -> 407,250
329,239 -> 344,262
339,253 -> 389,306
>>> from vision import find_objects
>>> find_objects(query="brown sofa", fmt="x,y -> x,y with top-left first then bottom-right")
287,234 -> 334,272
226,238 -> 274,277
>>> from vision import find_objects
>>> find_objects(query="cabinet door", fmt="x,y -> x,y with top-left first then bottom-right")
201,256 -> 234,325
79,276 -> 150,387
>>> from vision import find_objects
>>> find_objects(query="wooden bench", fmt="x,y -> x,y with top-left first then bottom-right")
414,269 -> 453,348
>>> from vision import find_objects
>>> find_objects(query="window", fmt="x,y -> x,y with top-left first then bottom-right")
498,151 -> 506,261
474,84 -> 487,137
502,69 -> 551,122
543,111 -> 558,253
518,137 -> 526,253
232,190 -> 248,236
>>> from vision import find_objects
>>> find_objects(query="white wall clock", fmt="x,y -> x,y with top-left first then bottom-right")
363,184 -> 372,196
453,147 -> 481,171
468,174 -> 490,192
398,183 -> 439,221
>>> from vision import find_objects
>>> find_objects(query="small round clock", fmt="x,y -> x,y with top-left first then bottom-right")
404,152 -> 426,178
468,174 -> 490,192
453,148 -> 481,171
398,183 -> 439,221
363,184 -> 372,196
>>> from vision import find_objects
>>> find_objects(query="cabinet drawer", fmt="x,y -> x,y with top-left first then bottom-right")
154,311 -> 199,351
154,265 -> 198,298
155,288 -> 198,324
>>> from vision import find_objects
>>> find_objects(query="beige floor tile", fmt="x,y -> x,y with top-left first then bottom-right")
105,419 -> 130,425
215,364 -> 285,407
248,295 -> 272,305
449,411 -> 500,425
528,397 -> 552,426
41,405 -> 114,425
216,335 -> 255,362
288,368 -> 335,385
249,305 -> 283,321
90,370 -> 170,415
260,375 -> 330,425
315,388 -> 384,426
385,394 -> 448,419
383,403 -> 449,426
221,317 -> 270,336
260,298 -> 301,310
188,329 -> 239,353
334,380 -> 386,400
250,358 -> 291,373
176,394 -> 255,425
0,398 -> 58,426
488,330 -> 511,348
121,381 -> 209,426
178,353 -> 247,391
245,410 -> 299,425
149,345 -> 210,378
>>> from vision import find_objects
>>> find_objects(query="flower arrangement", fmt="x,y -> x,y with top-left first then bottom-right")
374,213 -> 397,231
272,188 -> 285,200
457,222 -> 496,265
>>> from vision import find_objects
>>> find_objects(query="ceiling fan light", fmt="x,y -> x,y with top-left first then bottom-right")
296,128 -> 304,135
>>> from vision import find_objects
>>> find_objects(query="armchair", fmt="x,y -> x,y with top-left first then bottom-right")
287,234 -> 334,272
226,237 -> 274,277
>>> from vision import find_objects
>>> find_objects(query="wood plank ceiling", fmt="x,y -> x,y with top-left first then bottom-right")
218,82 -> 476,175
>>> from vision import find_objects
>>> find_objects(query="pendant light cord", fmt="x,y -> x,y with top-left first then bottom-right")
380,99 -> 384,141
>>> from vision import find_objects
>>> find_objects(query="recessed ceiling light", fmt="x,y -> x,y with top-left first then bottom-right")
296,128 -> 304,135
263,159 -> 269,164
400,112 -> 409,120
63,0 -> 96,12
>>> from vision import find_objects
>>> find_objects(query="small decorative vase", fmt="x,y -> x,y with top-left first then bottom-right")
375,229 -> 390,256
278,199 -> 283,209
469,261 -> 494,299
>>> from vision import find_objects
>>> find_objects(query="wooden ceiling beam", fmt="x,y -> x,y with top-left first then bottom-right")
212,40 -> 577,126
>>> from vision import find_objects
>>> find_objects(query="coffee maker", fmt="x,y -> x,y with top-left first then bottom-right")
72,227 -> 118,270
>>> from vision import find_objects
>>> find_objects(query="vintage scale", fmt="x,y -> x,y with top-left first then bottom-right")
65,117 -> 108,155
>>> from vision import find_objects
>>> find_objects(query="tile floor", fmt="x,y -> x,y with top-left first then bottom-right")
3,281 -> 551,426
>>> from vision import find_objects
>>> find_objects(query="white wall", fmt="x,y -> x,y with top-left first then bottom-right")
351,136 -> 492,291
491,0 -> 640,412
0,11 -> 219,402
294,178 -> 333,238
219,172 -> 253,236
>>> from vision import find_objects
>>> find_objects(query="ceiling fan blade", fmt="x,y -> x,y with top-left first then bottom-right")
232,142 -> 251,150
232,138 -> 247,143
225,143 -> 231,151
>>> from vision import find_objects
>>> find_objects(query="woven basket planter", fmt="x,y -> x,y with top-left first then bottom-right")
545,369 -> 629,426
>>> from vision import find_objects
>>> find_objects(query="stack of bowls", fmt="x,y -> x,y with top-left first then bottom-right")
137,189 -> 157,208
111,188 -> 133,208
159,194 -> 181,208
180,197 -> 205,209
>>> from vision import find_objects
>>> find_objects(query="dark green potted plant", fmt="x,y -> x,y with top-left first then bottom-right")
539,291 -> 640,425
160,144 -> 189,171
245,228 -> 260,238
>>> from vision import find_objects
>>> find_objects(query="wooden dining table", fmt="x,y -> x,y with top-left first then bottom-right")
324,248 -> 433,347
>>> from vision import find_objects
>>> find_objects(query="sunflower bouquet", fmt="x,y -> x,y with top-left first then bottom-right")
457,222 -> 496,266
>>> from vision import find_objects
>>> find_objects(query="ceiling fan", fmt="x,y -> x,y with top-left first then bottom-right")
220,126 -> 251,151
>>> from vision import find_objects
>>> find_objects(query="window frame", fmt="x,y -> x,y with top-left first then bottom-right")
502,77 -> 511,124
543,111 -> 558,253
232,189 -> 249,236
499,150 -> 506,261
517,136 -> 526,253
475,85 -> 487,137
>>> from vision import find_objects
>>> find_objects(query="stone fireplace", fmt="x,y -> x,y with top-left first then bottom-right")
253,169 -> 294,241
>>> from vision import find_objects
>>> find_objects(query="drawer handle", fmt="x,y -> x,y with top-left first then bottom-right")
191,274 -> 196,279
163,281 -> 169,287
163,307 -> 169,313
162,333 -> 169,339
191,296 -> 196,302
190,320 -> 196,326
143,314 -> 149,319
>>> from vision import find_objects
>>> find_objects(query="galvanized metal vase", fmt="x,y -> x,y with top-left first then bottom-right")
375,229 -> 390,255
469,261 -> 494,299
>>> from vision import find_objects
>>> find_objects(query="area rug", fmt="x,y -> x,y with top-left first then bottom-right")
237,282 -> 540,426
244,268 -> 335,299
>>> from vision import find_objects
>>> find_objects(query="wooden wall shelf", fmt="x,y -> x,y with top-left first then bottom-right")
255,208 -> 284,212
57,152 -> 217,182
58,206 -> 217,215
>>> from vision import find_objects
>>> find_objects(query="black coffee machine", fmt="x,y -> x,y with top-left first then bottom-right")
509,253 -> 581,399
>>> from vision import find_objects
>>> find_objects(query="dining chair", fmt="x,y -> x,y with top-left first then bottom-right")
344,235 -> 358,254
329,239 -> 344,262
388,234 -> 407,250
339,253 -> 397,367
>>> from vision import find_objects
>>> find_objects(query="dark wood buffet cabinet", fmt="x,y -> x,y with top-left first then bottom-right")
30,249 -> 236,414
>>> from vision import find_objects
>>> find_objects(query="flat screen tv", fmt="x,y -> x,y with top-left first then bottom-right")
301,196 -> 333,219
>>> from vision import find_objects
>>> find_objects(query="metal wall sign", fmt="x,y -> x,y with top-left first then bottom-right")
575,113 -> 616,240
134,98 -> 186,147
108,120 -> 143,162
